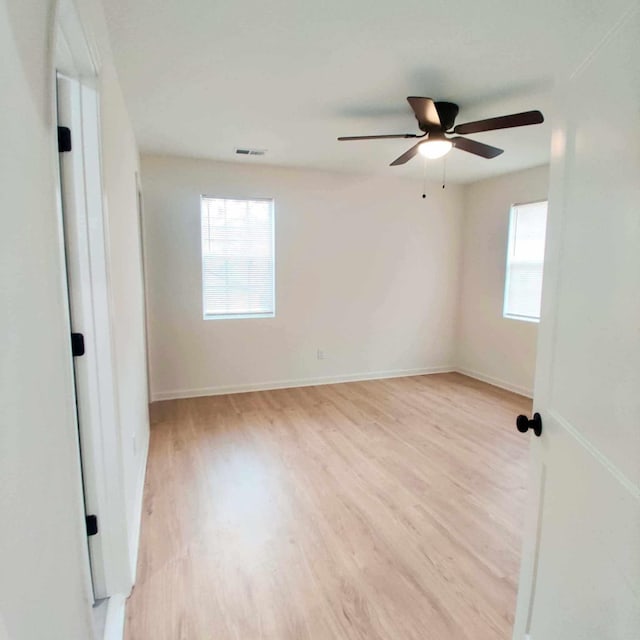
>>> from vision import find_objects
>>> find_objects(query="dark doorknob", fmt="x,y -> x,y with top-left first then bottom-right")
516,412 -> 542,437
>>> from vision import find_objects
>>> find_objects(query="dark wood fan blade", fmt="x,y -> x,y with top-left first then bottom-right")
390,141 -> 423,166
451,136 -> 503,158
337,134 -> 419,141
453,110 -> 544,135
407,97 -> 441,130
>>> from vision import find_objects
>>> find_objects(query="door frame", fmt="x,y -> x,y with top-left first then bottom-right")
52,0 -> 132,602
135,173 -> 152,402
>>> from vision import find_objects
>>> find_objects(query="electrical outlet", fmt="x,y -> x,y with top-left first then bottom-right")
317,348 -> 325,360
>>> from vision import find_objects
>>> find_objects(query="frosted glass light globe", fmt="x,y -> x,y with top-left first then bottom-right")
418,139 -> 453,159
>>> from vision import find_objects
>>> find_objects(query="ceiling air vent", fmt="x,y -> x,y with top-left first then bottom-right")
234,147 -> 267,156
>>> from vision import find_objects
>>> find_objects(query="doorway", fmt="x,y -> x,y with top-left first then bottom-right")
53,0 -> 131,618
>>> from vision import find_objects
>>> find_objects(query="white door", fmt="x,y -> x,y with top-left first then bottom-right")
513,5 -> 640,639
56,74 -> 106,598
54,0 -> 135,603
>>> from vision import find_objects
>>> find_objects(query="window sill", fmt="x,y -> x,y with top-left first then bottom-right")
503,313 -> 540,324
203,312 -> 275,321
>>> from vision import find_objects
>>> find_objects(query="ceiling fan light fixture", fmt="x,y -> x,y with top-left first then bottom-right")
418,138 -> 452,159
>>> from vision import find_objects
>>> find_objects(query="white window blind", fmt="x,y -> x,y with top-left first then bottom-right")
201,197 -> 275,320
503,201 -> 548,322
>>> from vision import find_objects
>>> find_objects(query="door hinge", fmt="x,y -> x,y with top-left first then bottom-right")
71,332 -> 85,357
86,514 -> 98,537
57,126 -> 72,152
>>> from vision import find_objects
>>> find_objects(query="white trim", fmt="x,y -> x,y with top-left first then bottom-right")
204,312 -> 275,321
201,194 -> 275,202
504,313 -> 540,324
455,367 -> 533,398
128,429 -> 149,582
151,366 -> 455,401
55,0 -> 100,77
512,199 -> 548,208
102,594 -> 126,640
135,176 -> 152,404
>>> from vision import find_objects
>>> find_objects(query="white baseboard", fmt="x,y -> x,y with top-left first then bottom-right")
151,365 -> 455,402
103,594 -> 126,640
128,427 -> 149,583
455,367 -> 533,398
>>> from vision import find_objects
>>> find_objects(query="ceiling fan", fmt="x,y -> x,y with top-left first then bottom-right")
338,97 -> 544,166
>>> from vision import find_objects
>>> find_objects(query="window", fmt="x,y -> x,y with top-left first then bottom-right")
503,201 -> 548,322
201,196 -> 275,320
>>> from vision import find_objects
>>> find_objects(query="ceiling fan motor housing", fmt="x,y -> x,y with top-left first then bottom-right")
432,102 -> 459,132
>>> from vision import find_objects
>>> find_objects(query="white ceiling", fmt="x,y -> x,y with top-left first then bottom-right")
103,0 -> 617,183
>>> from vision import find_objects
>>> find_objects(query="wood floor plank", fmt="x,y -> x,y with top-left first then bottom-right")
126,373 -> 531,640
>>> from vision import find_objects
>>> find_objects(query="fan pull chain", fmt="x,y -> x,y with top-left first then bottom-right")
442,156 -> 447,189
422,157 -> 428,199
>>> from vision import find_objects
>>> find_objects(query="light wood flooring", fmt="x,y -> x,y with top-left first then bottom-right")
125,373 -> 531,640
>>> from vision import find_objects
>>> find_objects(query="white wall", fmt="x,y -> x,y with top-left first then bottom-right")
456,165 -> 549,396
141,154 -> 463,399
99,63 -> 150,577
0,0 -> 148,637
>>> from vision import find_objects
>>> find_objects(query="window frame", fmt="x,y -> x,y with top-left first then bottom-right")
200,195 -> 276,321
503,199 -> 548,324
